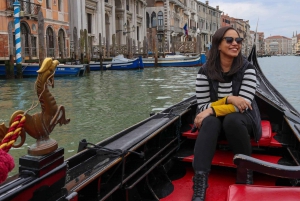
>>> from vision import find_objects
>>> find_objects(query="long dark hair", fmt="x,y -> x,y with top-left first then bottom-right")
206,26 -> 243,81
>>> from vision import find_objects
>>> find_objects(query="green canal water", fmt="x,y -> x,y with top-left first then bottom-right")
1,56 -> 300,176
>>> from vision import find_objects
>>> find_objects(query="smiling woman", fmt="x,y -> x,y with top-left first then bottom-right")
192,26 -> 260,201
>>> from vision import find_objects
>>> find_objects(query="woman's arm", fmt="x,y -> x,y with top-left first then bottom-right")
227,65 -> 257,112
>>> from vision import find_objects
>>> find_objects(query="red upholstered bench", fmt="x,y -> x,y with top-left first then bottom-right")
182,120 -> 281,147
227,184 -> 300,201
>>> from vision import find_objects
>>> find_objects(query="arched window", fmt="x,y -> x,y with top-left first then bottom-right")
157,11 -> 163,27
151,12 -> 157,27
58,29 -> 65,58
46,27 -> 54,57
21,23 -> 30,56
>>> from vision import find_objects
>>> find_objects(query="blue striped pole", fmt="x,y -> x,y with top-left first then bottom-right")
13,1 -> 22,64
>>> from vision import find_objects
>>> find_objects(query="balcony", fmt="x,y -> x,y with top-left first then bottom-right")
170,26 -> 183,33
169,0 -> 185,9
6,0 -> 41,19
157,26 -> 164,32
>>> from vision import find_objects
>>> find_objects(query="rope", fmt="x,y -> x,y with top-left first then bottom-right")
0,114 -> 26,152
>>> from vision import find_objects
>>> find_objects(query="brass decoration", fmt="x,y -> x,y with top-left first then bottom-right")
0,58 -> 70,156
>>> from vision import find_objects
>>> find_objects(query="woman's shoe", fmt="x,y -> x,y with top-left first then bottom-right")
192,171 -> 209,201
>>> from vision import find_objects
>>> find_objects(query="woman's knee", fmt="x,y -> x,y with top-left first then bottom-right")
201,116 -> 222,132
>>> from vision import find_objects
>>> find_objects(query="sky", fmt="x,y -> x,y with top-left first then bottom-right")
209,0 -> 300,38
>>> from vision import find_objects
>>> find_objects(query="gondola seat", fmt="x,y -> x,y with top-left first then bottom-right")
226,154 -> 300,201
182,120 -> 282,147
227,184 -> 300,201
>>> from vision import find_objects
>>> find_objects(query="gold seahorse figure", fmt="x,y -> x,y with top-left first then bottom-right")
0,58 -> 70,156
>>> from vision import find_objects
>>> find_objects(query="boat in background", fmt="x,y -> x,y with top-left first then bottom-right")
89,55 -> 144,70
0,63 -> 87,78
1,45 -> 300,201
142,53 -> 206,67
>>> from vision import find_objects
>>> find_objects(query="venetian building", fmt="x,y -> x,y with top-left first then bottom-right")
291,32 -> 300,54
145,0 -> 221,53
196,1 -> 222,53
0,0 -> 69,60
265,35 -> 292,55
249,31 -> 265,55
68,0 -> 147,54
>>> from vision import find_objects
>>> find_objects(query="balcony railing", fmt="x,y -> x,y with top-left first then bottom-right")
157,26 -> 164,32
169,0 -> 185,9
7,0 -> 41,17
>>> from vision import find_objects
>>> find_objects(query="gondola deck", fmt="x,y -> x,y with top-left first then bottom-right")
161,166 -> 277,201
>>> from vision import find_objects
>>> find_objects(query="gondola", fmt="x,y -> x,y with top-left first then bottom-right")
0,45 -> 300,201
89,55 -> 144,71
142,54 -> 206,68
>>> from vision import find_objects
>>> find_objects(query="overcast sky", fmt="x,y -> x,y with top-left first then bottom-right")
209,0 -> 300,38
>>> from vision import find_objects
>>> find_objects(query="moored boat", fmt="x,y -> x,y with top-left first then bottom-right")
1,45 -> 300,201
89,55 -> 144,71
0,63 -> 87,78
142,54 -> 206,67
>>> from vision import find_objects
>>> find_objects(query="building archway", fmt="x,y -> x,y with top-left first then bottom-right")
58,29 -> 65,58
151,12 -> 157,27
46,27 -> 54,57
20,22 -> 30,57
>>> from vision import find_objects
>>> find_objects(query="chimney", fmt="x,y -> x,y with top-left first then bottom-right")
216,5 -> 219,10
206,1 -> 209,5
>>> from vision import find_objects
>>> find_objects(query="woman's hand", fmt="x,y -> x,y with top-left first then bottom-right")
227,96 -> 252,113
194,108 -> 214,128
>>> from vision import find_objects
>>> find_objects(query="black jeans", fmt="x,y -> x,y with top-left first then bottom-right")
193,112 -> 253,172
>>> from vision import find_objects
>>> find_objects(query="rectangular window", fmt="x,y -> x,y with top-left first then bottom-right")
58,0 -> 62,11
31,36 -> 37,57
46,0 -> 51,9
136,2 -> 139,14
137,26 -> 139,41
87,13 -> 92,34
105,0 -> 109,2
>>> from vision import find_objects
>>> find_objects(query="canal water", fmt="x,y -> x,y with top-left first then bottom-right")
1,56 -> 300,175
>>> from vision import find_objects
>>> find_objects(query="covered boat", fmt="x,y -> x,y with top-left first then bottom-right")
142,54 -> 206,67
89,55 -> 144,71
0,45 -> 300,201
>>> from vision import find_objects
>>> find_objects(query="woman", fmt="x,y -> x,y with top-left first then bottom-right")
192,26 -> 262,201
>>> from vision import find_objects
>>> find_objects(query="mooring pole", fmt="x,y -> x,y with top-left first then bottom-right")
13,1 -> 22,78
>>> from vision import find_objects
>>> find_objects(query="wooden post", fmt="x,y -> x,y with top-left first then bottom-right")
106,36 -> 110,58
112,34 -> 116,57
138,41 -> 141,54
162,35 -> 165,58
133,39 -> 136,57
73,28 -> 78,60
84,29 -> 88,63
103,37 -> 106,58
38,10 -> 45,67
99,33 -> 103,71
143,36 -> 148,58
197,35 -> 201,54
172,35 -> 175,54
153,36 -> 158,67
7,21 -> 14,79
80,29 -> 84,64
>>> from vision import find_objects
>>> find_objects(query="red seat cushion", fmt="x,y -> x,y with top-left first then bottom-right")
251,120 -> 272,146
182,120 -> 281,147
227,184 -> 300,201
